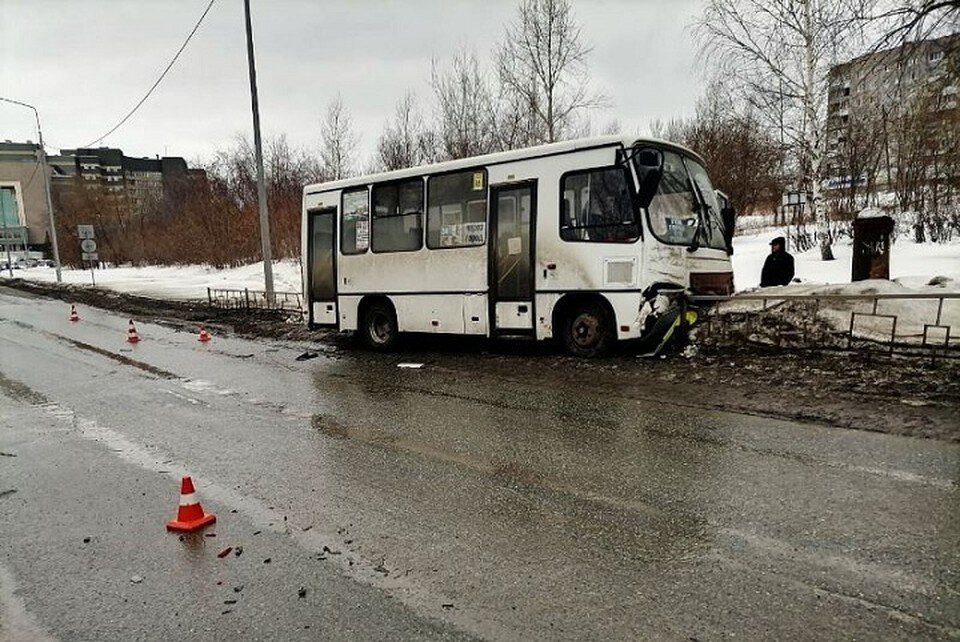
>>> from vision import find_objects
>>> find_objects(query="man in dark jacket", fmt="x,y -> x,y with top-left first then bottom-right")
760,236 -> 795,287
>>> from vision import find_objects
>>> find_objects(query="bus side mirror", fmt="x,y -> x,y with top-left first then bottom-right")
634,149 -> 663,209
721,206 -> 736,255
637,169 -> 661,209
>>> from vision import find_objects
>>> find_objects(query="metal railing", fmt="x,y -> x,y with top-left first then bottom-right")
207,287 -> 304,316
690,292 -> 959,357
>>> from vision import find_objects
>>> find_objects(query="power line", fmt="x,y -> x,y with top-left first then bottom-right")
82,0 -> 216,148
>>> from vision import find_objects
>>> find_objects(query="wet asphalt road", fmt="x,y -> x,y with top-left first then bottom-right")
0,286 -> 958,641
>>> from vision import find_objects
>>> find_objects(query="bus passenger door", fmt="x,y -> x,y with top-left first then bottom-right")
308,206 -> 337,326
489,182 -> 536,334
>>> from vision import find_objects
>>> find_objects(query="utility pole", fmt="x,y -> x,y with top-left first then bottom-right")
243,0 -> 274,302
0,97 -> 62,282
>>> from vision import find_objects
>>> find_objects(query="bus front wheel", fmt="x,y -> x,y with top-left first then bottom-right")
563,304 -> 612,358
360,302 -> 398,351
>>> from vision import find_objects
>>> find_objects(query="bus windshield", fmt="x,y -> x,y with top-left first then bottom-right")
639,149 -> 727,251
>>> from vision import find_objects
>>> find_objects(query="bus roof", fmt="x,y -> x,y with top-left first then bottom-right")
303,134 -> 705,195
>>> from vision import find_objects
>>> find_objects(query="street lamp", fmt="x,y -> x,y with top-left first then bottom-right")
0,96 -> 63,282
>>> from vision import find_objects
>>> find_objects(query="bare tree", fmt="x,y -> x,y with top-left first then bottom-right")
376,92 -> 439,171
320,94 -> 359,181
210,134 -> 322,257
885,50 -> 960,242
655,89 -> 785,219
695,0 -> 874,260
600,117 -> 623,135
496,0 -> 606,145
865,1 -> 960,50
431,49 -> 499,160
826,93 -> 885,218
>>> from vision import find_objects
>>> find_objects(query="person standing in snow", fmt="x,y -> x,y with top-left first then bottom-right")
760,236 -> 795,287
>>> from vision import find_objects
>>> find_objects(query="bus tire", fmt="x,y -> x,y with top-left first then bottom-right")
563,303 -> 612,358
360,301 -> 398,351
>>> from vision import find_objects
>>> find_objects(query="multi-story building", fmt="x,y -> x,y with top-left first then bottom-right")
0,141 -> 52,249
58,147 -> 192,212
0,142 -> 199,254
824,33 -> 959,192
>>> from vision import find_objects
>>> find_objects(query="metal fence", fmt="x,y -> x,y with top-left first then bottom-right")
690,292 -> 959,358
207,287 -> 304,316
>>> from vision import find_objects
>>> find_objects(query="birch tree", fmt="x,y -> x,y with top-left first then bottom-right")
696,0 -> 872,260
375,92 -> 439,171
320,95 -> 359,181
496,0 -> 606,145
431,49 -> 499,160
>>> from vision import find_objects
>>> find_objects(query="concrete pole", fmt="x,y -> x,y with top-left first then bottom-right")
37,117 -> 63,282
243,0 -> 275,302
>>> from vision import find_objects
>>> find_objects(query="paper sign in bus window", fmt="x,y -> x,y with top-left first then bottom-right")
463,222 -> 485,244
355,220 -> 369,250
507,236 -> 522,255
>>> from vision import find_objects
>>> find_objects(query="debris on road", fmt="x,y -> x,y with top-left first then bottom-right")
263,557 -> 271,564
234,545 -> 243,557
205,532 -> 217,537
217,547 -> 233,558
295,351 -> 318,361
224,599 -> 237,605
298,587 -> 306,599
82,537 -> 91,544
0,451 -> 16,457
130,575 -> 143,584
441,603 -> 454,610
233,585 -> 244,593
322,545 -> 341,555
0,489 -> 18,498
397,363 -> 424,369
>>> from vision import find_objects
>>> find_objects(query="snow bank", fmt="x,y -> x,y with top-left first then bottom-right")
2,260 -> 303,301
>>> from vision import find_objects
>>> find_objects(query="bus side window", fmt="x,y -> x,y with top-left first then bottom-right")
372,179 -> 423,252
341,187 -> 369,255
427,169 -> 488,249
560,167 -> 638,243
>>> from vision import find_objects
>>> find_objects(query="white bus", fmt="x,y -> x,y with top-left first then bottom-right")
301,135 -> 735,356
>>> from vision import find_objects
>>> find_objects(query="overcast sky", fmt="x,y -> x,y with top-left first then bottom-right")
1,0 -> 705,166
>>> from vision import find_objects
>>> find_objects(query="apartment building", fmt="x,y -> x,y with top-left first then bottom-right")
824,33 -> 959,190
0,142 -> 200,252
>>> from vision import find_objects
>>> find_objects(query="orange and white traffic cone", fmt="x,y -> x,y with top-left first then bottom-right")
197,325 -> 211,343
126,319 -> 141,343
69,304 -> 79,322
166,475 -> 216,532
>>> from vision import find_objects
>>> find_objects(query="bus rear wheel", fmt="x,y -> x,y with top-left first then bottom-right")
360,301 -> 398,351
563,304 -> 612,358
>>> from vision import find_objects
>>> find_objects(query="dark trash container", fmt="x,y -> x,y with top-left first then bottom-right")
852,215 -> 894,281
